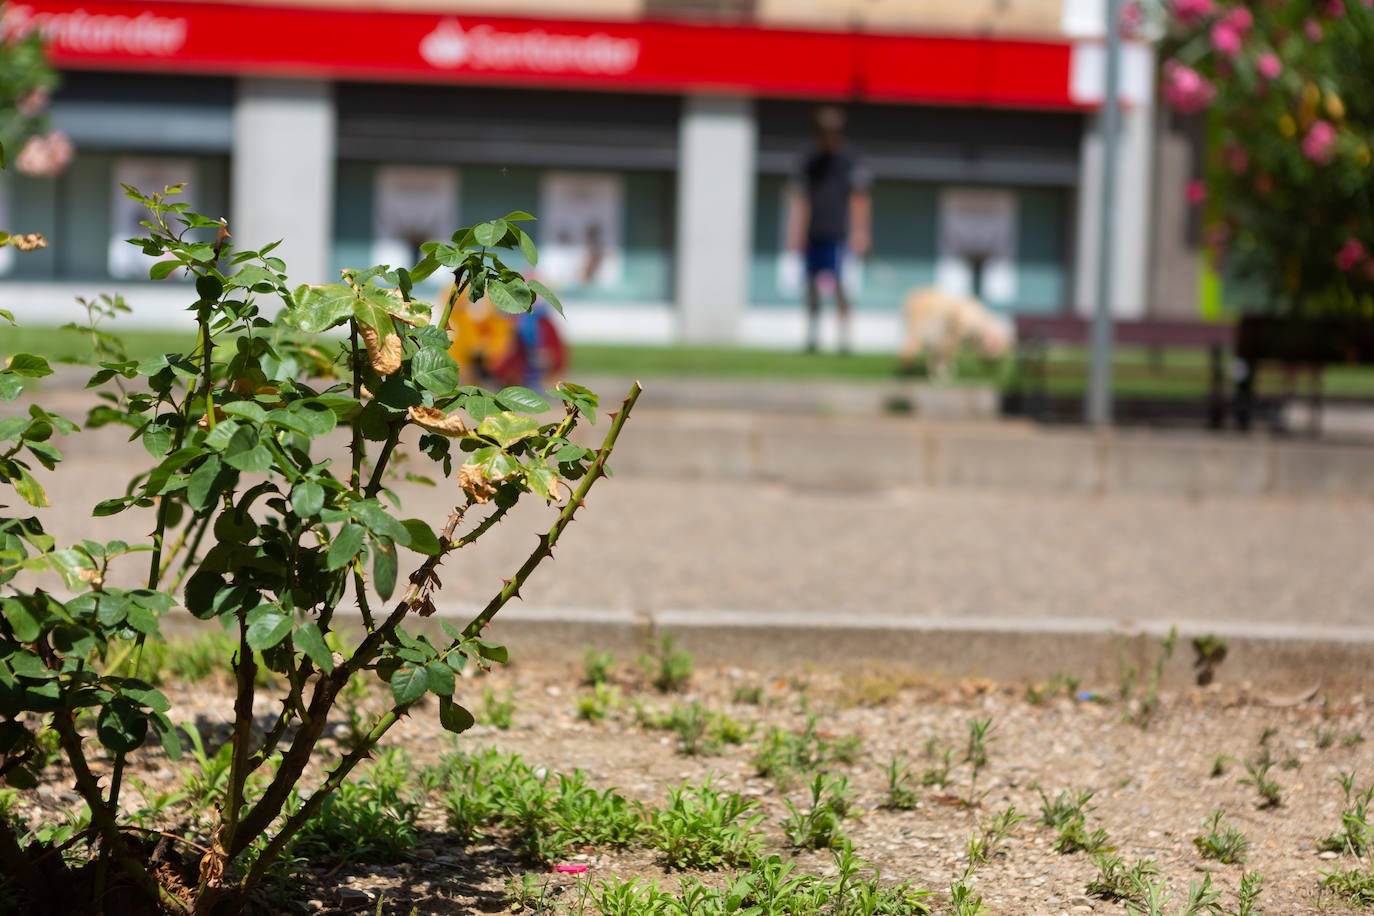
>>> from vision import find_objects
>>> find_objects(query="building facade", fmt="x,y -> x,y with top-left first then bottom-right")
0,0 -> 1165,350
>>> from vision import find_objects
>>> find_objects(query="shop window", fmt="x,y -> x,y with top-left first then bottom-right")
936,189 -> 1018,306
109,157 -> 198,279
371,165 -> 459,269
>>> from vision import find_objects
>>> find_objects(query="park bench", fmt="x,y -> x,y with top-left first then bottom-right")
1011,315 -> 1235,426
1233,315 -> 1374,434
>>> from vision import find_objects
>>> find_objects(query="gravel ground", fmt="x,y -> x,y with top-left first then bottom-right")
16,658 -> 1374,915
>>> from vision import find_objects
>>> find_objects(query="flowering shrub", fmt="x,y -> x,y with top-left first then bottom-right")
1161,0 -> 1374,312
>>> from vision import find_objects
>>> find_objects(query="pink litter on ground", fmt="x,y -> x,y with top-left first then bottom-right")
554,864 -> 589,873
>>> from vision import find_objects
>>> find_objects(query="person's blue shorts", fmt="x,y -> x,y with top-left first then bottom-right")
805,237 -> 843,279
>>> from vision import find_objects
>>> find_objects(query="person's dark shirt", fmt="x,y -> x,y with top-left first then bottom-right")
799,147 -> 870,241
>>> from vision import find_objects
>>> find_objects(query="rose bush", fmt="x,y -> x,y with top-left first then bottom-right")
1161,0 -> 1374,312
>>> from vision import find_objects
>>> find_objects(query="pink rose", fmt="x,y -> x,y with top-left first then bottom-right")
1336,239 -> 1366,272
1186,179 -> 1207,205
1172,0 -> 1216,27
1302,120 -> 1338,165
1222,6 -> 1253,33
1163,60 -> 1217,113
14,131 -> 74,178
1211,22 -> 1243,56
1305,18 -> 1324,41
1257,52 -> 1281,79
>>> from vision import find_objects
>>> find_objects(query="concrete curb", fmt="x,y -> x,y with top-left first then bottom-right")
159,605 -> 1374,694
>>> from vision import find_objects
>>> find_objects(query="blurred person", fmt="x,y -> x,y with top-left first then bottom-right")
897,286 -> 1014,381
785,106 -> 872,354
445,281 -> 567,389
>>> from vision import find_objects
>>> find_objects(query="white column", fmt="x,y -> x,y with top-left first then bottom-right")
1073,46 -> 1157,319
232,79 -> 335,284
675,95 -> 756,343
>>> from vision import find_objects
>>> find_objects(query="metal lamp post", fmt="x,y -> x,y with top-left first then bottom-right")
1087,0 -> 1125,427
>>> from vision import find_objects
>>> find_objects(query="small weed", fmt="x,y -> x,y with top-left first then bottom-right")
751,716 -> 862,784
1257,725 -> 1278,747
782,773 -> 852,850
483,686 -> 516,730
1315,726 -> 1337,749
964,718 -> 994,804
583,647 -> 615,686
1085,852 -> 1158,904
285,748 -> 421,866
1192,810 -> 1249,864
1037,786 -> 1112,855
575,683 -> 621,723
1191,634 -> 1228,686
1240,757 -> 1282,808
881,756 -> 921,810
1209,754 -> 1230,778
334,672 -> 374,752
1026,672 -> 1079,705
180,722 -> 233,810
967,806 -> 1024,865
920,744 -> 955,789
1318,772 -> 1374,857
949,874 -> 988,916
1322,862 -> 1374,906
1344,729 -> 1367,748
731,683 -> 764,705
639,634 -> 694,693
1236,871 -> 1263,916
649,780 -> 765,869
504,872 -> 551,912
635,701 -> 750,756
1121,626 -> 1177,728
836,668 -> 924,707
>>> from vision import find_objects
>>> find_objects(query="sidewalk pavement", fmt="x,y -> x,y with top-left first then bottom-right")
18,369 -> 1374,691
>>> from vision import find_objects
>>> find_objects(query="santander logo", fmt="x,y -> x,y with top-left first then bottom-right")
420,19 -> 640,76
0,4 -> 187,56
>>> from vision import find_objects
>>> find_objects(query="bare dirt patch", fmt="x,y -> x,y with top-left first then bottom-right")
11,656 -> 1374,915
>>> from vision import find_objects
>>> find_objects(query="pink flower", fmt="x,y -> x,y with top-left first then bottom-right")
1211,22 -> 1243,56
1224,144 -> 1249,174
1257,52 -> 1281,79
1186,179 -> 1207,205
17,87 -> 48,118
1222,6 -> 1253,33
1163,60 -> 1217,113
1305,18 -> 1324,41
1302,120 -> 1338,165
14,131 -> 74,178
1172,0 -> 1216,27
1324,0 -> 1346,16
1336,238 -> 1366,272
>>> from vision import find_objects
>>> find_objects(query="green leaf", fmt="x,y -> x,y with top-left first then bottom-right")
294,621 -> 334,674
149,260 -> 181,281
97,700 -> 148,752
141,423 -> 173,458
411,347 -> 462,394
400,519 -> 441,556
245,604 -> 293,651
327,523 -> 366,570
425,660 -> 456,697
222,401 -> 267,424
390,663 -> 429,705
291,481 -> 325,518
1,597 -> 43,643
372,538 -> 398,601
224,444 -> 271,473
477,412 -> 540,447
270,401 -> 337,437
195,273 -> 223,302
286,284 -> 356,333
474,219 -> 508,247
187,456 -> 224,511
438,696 -> 476,734
501,210 -> 536,222
528,280 -> 564,316
514,226 -> 538,266
155,715 -> 183,761
0,375 -> 22,402
495,386 -> 549,413
10,465 -> 47,507
475,639 -> 508,664
487,277 -> 534,315
4,354 -> 52,379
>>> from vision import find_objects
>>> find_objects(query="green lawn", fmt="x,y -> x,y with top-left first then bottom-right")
8,325 -> 1374,401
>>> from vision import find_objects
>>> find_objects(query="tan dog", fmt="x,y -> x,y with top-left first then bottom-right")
898,287 -> 1014,380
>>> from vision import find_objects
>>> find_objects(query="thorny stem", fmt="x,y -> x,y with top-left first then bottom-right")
363,428 -> 401,499
349,320 -> 363,491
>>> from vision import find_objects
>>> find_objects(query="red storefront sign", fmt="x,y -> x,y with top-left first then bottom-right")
0,0 -> 1090,109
